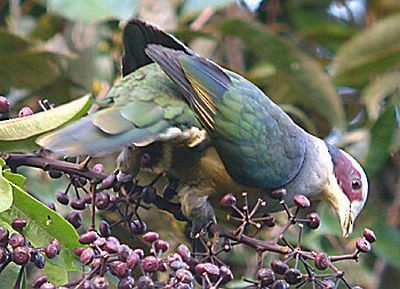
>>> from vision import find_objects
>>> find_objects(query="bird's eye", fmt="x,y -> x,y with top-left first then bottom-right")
351,178 -> 362,190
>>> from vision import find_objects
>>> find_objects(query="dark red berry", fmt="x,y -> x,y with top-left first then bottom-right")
0,247 -> 8,263
66,212 -> 83,229
143,231 -> 159,243
169,260 -> 189,270
47,202 -> 56,211
270,188 -> 287,199
271,259 -> 289,275
99,220 -> 111,237
203,262 -> 220,276
39,282 -> 56,289
44,244 -> 59,258
126,252 -> 140,269
306,212 -> 320,229
92,276 -> 109,289
50,238 -> 60,251
12,246 -> 30,265
92,163 -> 104,173
110,261 -> 129,278
79,231 -> 98,244
137,276 -> 154,289
74,247 -> 85,257
9,232 -> 25,248
314,252 -> 330,270
71,198 -> 86,210
176,244 -> 191,262
31,250 -> 46,268
220,193 -> 237,207
0,96 -> 10,113
283,268 -> 302,284
130,220 -> 147,235
101,174 -> 115,190
33,275 -> 48,288
168,253 -> 183,265
118,277 -> 135,289
157,260 -> 167,272
175,268 -> 193,283
0,227 -> 9,242
257,268 -> 275,286
154,240 -> 169,252
93,237 -> 107,250
56,192 -> 69,205
95,192 -> 110,210
356,238 -> 371,253
319,279 -> 336,289
117,244 -> 131,261
105,236 -> 120,253
141,186 -> 156,204
142,256 -> 159,273
80,248 -> 95,265
363,228 -> 376,243
48,170 -> 62,179
293,194 -> 311,209
271,280 -> 290,289
220,266 -> 233,282
12,218 -> 27,230
18,106 -> 34,117
133,248 -> 144,259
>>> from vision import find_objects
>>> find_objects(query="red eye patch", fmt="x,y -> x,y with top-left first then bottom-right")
332,153 -> 363,202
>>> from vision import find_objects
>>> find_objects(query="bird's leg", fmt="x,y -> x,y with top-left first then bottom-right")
116,146 -> 140,183
178,184 -> 216,238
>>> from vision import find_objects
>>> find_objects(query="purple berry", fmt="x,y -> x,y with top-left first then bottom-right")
293,194 -> 311,209
314,252 -> 330,270
363,228 -> 376,243
12,246 -> 30,265
0,96 -> 10,113
11,218 -> 27,230
142,256 -> 159,273
220,193 -> 237,207
18,106 -> 34,117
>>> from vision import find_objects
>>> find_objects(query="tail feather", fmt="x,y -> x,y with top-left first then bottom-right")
37,116 -> 169,156
122,19 -> 192,76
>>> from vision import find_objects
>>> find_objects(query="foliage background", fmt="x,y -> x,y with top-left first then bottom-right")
0,0 -> 399,288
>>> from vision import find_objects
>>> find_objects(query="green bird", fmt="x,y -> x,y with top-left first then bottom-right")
38,20 -> 368,237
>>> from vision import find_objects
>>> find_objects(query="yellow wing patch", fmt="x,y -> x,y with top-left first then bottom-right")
187,78 -> 216,131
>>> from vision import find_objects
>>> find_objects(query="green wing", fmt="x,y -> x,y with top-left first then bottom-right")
146,45 -> 307,189
37,65 -> 200,156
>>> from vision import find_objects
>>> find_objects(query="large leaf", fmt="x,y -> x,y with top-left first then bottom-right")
364,105 -> 397,177
218,19 -> 346,130
0,94 -> 91,152
333,13 -> 400,87
0,159 -> 12,212
48,0 -> 138,23
0,30 -> 63,92
0,170 -> 81,284
362,73 -> 400,120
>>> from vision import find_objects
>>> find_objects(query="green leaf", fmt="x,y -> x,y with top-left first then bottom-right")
182,0 -> 236,16
362,73 -> 400,120
365,105 -> 397,177
48,0 -> 138,23
218,19 -> 345,130
0,94 -> 91,152
0,175 -> 81,284
0,160 -> 13,213
333,13 -> 400,87
0,30 -> 63,92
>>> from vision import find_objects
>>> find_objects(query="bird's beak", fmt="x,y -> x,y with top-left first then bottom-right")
324,175 -> 353,238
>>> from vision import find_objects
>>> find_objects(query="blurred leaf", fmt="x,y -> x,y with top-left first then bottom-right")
0,30 -> 64,92
0,161 -> 13,213
218,19 -> 345,130
0,173 -> 81,284
362,73 -> 400,120
48,0 -> 138,23
291,8 -> 356,51
0,94 -> 91,152
1,263 -> 25,289
182,0 -> 236,16
365,105 -> 397,177
333,13 -> 400,87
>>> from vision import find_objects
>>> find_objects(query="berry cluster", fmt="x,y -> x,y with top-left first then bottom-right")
0,218 -> 61,289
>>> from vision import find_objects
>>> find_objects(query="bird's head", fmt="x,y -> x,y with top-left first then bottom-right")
324,145 -> 368,238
